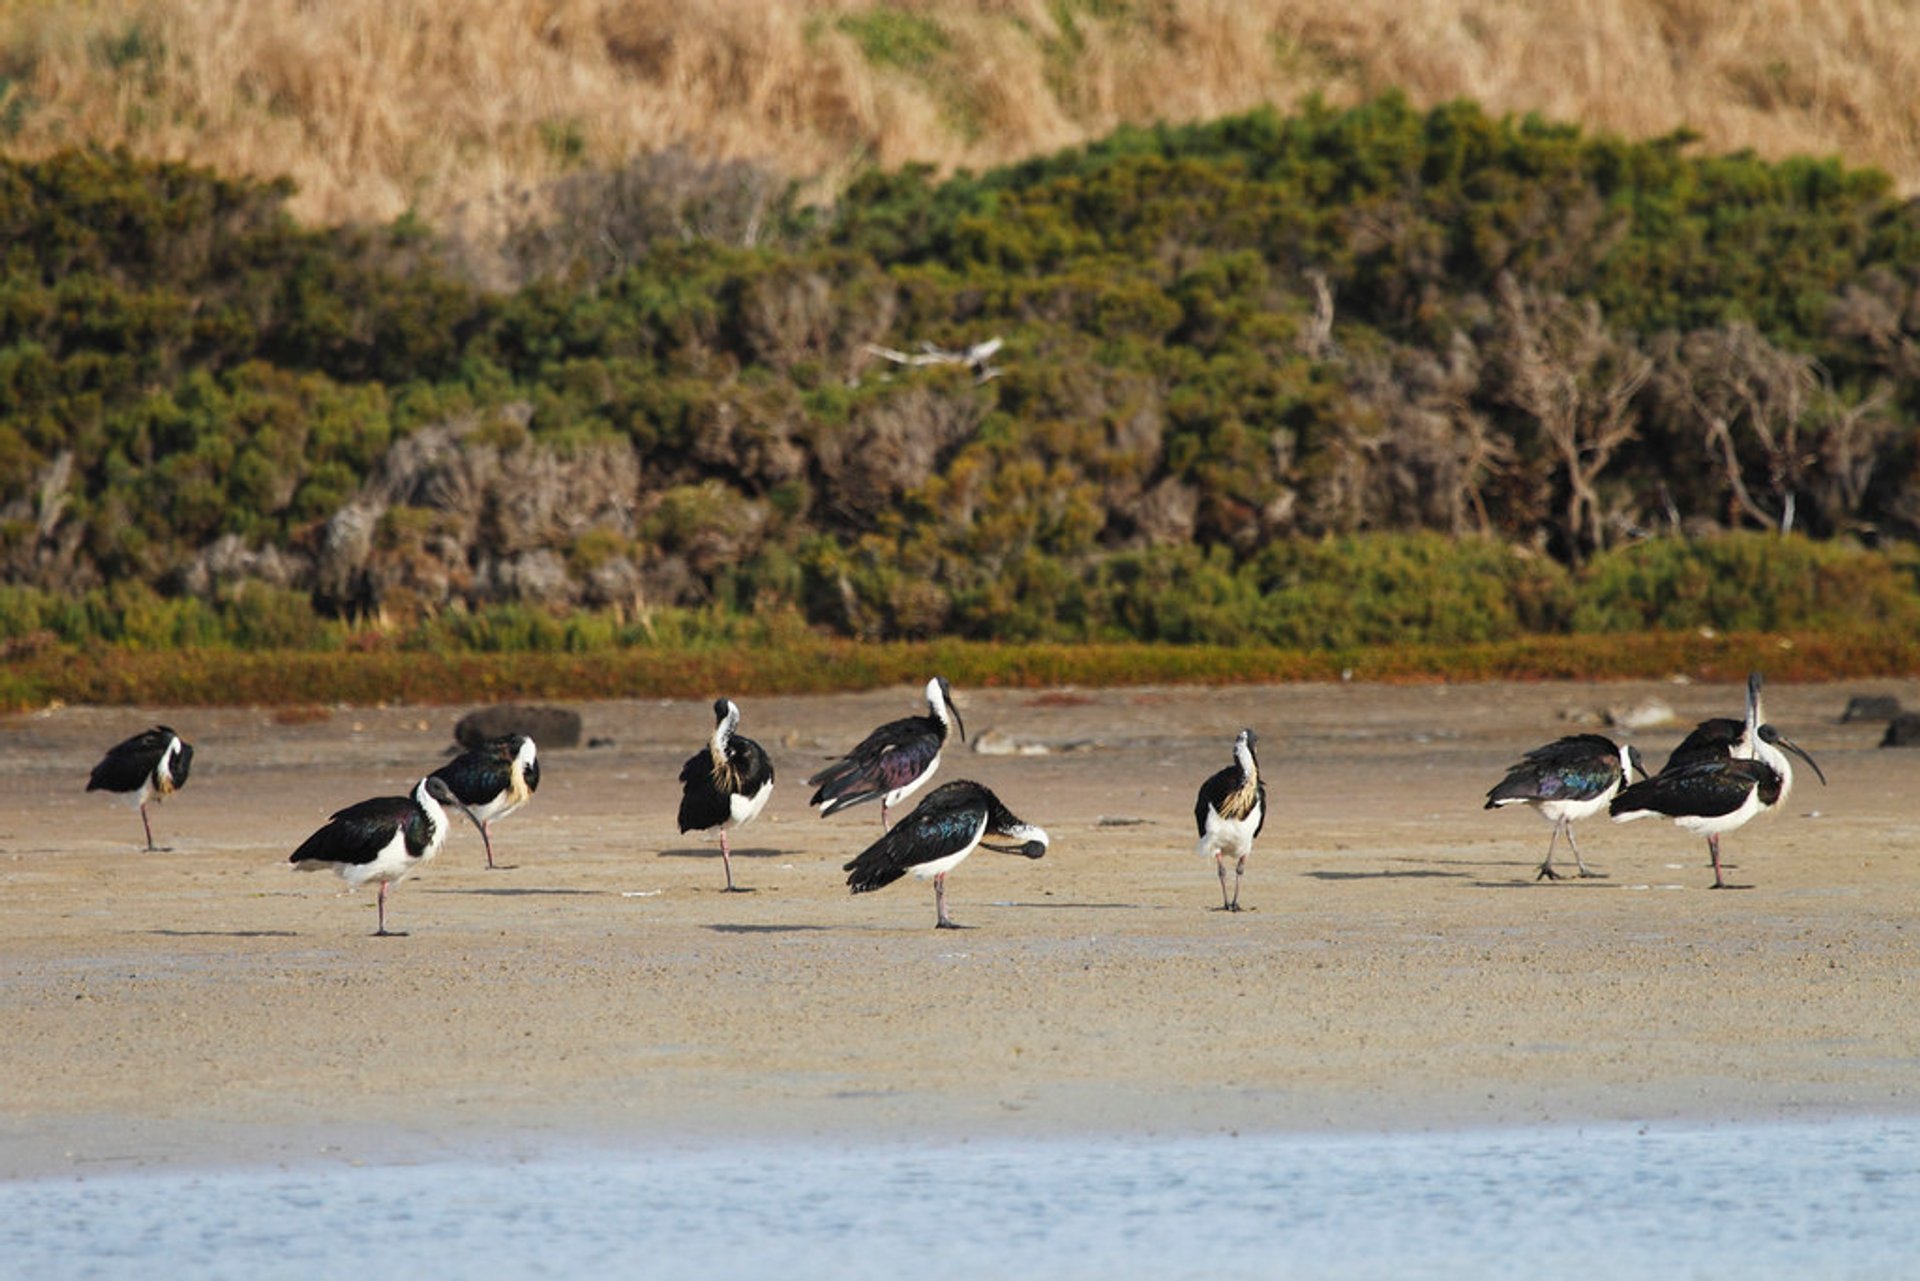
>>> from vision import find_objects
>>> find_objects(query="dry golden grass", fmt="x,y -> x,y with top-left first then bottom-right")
2,0 -> 1917,233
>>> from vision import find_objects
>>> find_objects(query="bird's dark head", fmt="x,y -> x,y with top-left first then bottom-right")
712,697 -> 735,724
1758,723 -> 1827,786
1625,744 -> 1649,782
984,820 -> 1049,860
421,775 -> 474,819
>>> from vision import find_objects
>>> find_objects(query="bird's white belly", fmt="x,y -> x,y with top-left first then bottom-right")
729,780 -> 773,828
323,827 -> 445,891
1534,789 -> 1614,825
910,842 -> 979,881
1673,788 -> 1769,836
1196,802 -> 1261,860
467,792 -> 525,826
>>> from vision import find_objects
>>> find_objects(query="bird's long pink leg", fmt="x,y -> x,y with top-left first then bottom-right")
934,873 -> 952,928
1707,835 -> 1727,890
720,829 -> 741,892
140,802 -> 156,852
481,820 -> 498,870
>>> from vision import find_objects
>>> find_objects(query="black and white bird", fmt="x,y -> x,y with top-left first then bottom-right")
1610,672 -> 1825,889
1485,733 -> 1646,881
678,697 -> 776,892
843,780 -> 1048,929
808,676 -> 965,829
1194,728 -> 1267,911
1661,672 -> 1826,804
290,775 -> 469,936
430,733 -> 540,869
86,726 -> 194,850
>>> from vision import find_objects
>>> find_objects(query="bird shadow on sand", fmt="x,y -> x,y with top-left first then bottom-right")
705,923 -> 832,935
996,900 -> 1157,911
656,846 -> 785,860
429,886 -> 609,897
1303,868 -> 1471,882
1468,876 -> 1618,891
147,928 -> 300,938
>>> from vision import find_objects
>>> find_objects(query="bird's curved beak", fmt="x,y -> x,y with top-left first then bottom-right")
952,703 -> 967,744
1777,734 -> 1828,786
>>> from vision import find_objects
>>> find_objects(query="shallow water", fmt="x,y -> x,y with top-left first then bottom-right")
6,1116 -> 1917,1280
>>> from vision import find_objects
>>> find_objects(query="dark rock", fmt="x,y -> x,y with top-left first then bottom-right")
1842,695 -> 1903,723
455,704 -> 583,750
1879,713 -> 1920,748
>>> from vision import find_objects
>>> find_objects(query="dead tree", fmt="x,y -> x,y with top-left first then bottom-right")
1492,275 -> 1650,562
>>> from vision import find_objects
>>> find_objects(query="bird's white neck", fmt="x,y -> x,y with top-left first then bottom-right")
1754,738 -> 1794,805
413,778 -> 449,827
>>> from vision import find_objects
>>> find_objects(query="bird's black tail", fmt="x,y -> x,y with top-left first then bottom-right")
843,843 -> 909,894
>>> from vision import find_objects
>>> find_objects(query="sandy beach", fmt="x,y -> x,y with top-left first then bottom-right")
3,677 -> 1917,1178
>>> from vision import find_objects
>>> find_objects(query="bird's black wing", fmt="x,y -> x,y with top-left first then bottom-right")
809,716 -> 937,812
1194,764 -> 1238,836
431,749 -> 508,807
290,795 -> 414,866
1664,718 -> 1744,771
1486,735 -> 1619,808
843,790 -> 986,893
730,735 -> 774,793
1611,759 -> 1777,820
86,728 -> 172,793
677,748 -> 730,833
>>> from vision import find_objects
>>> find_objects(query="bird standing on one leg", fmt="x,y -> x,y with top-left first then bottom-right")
1610,672 -> 1824,889
678,697 -> 775,892
808,676 -> 964,829
430,733 -> 540,869
1610,758 -> 1785,889
1194,728 -> 1267,911
290,776 -> 468,936
843,780 -> 1048,929
1484,734 -> 1645,881
87,726 -> 194,851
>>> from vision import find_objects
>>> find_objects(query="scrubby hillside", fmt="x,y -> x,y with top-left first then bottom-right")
4,95 -> 1920,654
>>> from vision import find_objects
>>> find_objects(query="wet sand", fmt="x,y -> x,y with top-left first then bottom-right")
2,678 -> 1917,1177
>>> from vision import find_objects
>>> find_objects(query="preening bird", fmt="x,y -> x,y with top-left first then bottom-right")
86,726 -> 194,850
808,676 -> 965,829
430,734 -> 540,869
1610,672 -> 1824,889
1661,672 -> 1826,804
678,697 -> 775,892
290,775 -> 468,936
843,780 -> 1048,929
1485,733 -> 1646,881
1194,728 -> 1267,910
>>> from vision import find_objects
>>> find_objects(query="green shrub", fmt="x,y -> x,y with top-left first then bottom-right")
1573,532 -> 1920,633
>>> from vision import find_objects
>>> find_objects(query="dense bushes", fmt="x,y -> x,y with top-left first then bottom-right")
4,97 -> 1920,650
5,531 -> 1913,654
